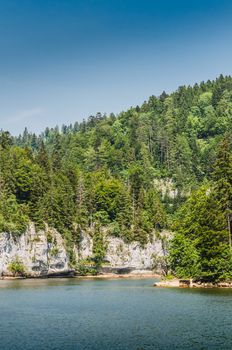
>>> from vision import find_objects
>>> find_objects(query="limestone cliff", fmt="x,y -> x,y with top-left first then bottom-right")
0,224 -> 167,277
0,224 -> 70,277
78,231 -> 166,271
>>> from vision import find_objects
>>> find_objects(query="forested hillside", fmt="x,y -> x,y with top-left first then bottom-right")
1,74 -> 232,279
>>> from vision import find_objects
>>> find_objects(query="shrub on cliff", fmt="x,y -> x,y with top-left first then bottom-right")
8,259 -> 26,276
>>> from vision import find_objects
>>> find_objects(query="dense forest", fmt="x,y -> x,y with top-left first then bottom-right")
1,74 -> 232,280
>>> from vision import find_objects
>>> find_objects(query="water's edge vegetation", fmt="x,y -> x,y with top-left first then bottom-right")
1,74 -> 232,282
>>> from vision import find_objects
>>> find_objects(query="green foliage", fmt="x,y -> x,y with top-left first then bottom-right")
169,233 -> 201,279
212,134 -> 232,211
0,194 -> 29,234
92,227 -> 107,267
50,247 -> 59,257
1,75 -> 232,281
169,136 -> 232,281
8,259 -> 26,276
75,259 -> 98,276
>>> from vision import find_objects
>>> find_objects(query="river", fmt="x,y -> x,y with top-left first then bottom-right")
0,278 -> 232,349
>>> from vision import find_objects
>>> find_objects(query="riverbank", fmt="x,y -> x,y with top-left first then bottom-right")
154,279 -> 232,288
4,273 -> 232,287
0,270 -> 160,280
79,271 -> 161,279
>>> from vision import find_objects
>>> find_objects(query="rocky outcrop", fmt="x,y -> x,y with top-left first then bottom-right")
154,279 -> 180,287
78,231 -> 167,273
153,178 -> 178,199
0,223 -> 71,277
104,236 -> 164,270
0,225 -> 167,277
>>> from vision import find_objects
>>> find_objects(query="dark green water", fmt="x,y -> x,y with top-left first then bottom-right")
0,278 -> 232,350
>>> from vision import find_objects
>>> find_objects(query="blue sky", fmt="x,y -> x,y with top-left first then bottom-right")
1,0 -> 232,134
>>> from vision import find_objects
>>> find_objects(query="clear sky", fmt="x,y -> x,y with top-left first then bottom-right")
1,0 -> 232,135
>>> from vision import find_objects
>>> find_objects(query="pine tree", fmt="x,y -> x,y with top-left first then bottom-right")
212,134 -> 232,212
36,141 -> 50,173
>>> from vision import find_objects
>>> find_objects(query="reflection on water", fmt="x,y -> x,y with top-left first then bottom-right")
0,278 -> 232,349
0,277 -> 82,289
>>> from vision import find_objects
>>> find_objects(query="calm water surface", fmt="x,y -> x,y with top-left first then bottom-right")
0,278 -> 232,350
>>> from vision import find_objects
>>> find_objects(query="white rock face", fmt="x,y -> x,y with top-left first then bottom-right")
0,223 -> 70,277
78,231 -> 166,271
105,236 -> 164,269
154,178 -> 178,199
0,225 -> 166,276
77,231 -> 93,260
